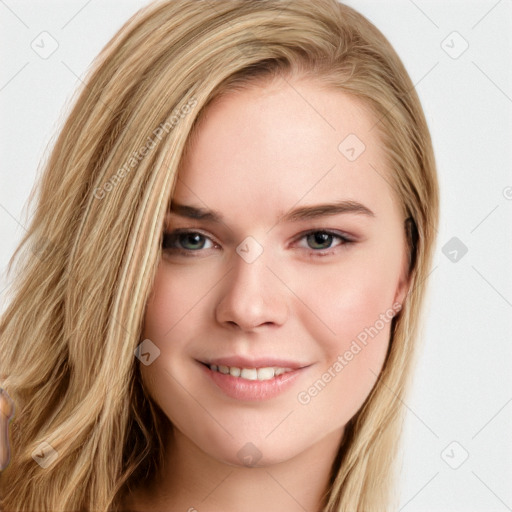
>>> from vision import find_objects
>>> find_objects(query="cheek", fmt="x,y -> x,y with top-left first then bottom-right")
289,253 -> 400,419
138,266 -> 219,441
139,266 -> 206,404
142,263 -> 215,342
291,250 -> 400,354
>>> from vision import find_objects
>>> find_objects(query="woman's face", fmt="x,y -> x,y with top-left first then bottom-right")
140,76 -> 410,467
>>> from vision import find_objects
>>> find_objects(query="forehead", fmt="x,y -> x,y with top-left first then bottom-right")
174,77 -> 400,223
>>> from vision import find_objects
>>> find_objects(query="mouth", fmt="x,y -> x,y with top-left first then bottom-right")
197,358 -> 311,401
204,363 -> 295,381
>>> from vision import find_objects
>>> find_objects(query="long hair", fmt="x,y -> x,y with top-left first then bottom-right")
0,1 -> 439,510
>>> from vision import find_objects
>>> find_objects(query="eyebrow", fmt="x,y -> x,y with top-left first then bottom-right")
169,200 -> 375,223
169,202 -> 222,221
280,200 -> 375,222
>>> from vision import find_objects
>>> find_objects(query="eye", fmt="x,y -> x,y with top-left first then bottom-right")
162,230 -> 216,253
305,232 -> 337,250
296,230 -> 353,255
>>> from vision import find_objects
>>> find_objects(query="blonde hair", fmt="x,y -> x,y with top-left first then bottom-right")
0,0 -> 439,510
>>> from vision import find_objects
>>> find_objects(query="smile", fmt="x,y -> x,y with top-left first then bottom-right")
199,360 -> 310,401
208,364 -> 294,381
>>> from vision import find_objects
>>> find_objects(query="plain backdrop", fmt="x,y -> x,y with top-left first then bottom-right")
1,1 -> 511,510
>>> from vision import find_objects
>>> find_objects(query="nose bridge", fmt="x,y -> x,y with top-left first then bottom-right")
215,238 -> 287,329
233,245 -> 270,293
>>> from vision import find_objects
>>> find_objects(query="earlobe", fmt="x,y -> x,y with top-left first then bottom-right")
391,274 -> 409,321
393,253 -> 412,309
395,216 -> 417,307
393,279 -> 409,311
396,246 -> 414,303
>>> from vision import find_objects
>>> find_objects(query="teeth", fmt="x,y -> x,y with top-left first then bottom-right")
257,367 -> 274,380
229,367 -> 241,377
208,364 -> 293,381
241,368 -> 258,380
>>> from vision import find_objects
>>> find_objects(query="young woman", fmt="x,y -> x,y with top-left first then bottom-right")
0,0 -> 439,510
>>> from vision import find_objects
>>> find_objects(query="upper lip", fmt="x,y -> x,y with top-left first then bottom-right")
199,356 -> 309,370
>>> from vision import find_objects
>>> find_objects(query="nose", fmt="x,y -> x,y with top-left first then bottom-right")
215,247 -> 288,332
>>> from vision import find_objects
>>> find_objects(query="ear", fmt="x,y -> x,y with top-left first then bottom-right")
393,217 -> 416,308
393,267 -> 411,308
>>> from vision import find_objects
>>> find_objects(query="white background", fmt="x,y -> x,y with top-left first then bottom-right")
1,1 -> 511,510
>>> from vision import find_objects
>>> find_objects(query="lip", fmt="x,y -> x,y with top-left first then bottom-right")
197,359 -> 311,401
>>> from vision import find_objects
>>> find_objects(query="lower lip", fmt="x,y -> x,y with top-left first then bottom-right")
199,363 -> 307,401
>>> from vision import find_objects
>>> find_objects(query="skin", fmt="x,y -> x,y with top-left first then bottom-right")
123,75 -> 410,512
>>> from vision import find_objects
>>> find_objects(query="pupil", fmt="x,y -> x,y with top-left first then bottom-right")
309,232 -> 332,249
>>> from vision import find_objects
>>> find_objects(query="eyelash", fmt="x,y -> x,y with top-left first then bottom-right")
161,228 -> 354,258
